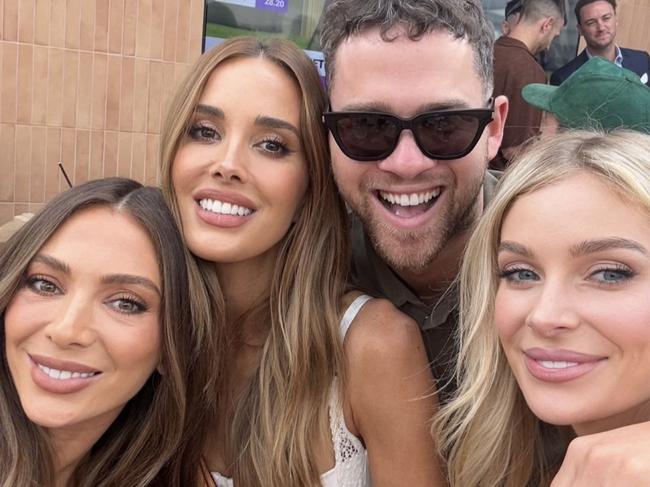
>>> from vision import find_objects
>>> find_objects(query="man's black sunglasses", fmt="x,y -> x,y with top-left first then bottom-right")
322,99 -> 494,162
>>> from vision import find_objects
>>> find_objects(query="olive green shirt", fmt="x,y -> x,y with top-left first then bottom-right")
350,172 -> 499,402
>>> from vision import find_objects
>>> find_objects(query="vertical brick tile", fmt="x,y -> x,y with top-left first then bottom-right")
176,0 -> 191,63
123,0 -> 137,56
18,0 -> 34,43
89,130 -> 104,180
60,128 -> 76,186
132,58 -> 149,132
74,129 -> 90,184
50,0 -> 66,47
47,48 -> 65,126
105,55 -> 121,130
95,0 -> 109,52
34,0 -> 50,45
189,0 -> 204,57
79,0 -> 96,51
161,61 -> 175,122
14,203 -> 29,215
16,44 -> 33,124
31,46 -> 48,125
30,126 -> 47,203
1,42 -> 17,123
119,57 -> 135,131
108,0 -> 124,54
2,0 -> 17,41
147,61 -> 163,133
14,125 -> 30,202
135,0 -> 152,58
162,0 -> 177,62
0,204 -> 14,225
150,0 -> 164,60
76,51 -> 92,128
117,132 -> 132,177
90,53 -> 108,130
65,0 -> 81,49
131,132 -> 146,182
45,127 -> 62,199
103,131 -> 118,177
62,50 -> 79,128
144,133 -> 159,185
0,0 -> 4,40
29,202 -> 45,214
0,123 -> 15,201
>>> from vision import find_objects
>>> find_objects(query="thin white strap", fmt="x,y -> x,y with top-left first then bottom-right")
339,294 -> 372,340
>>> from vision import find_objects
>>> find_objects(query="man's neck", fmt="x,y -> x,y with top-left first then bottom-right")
586,44 -> 617,62
507,24 -> 540,55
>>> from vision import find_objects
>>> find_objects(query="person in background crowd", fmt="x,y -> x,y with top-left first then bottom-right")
551,0 -> 650,86
492,0 -> 564,168
523,56 -> 650,134
437,130 -> 650,486
160,36 -> 442,487
0,178 -> 210,487
501,0 -> 523,36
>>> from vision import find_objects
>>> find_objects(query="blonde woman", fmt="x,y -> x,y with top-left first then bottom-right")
160,37 -> 443,487
437,130 -> 650,486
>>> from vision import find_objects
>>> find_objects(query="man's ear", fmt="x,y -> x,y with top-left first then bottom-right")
486,95 -> 509,161
541,16 -> 554,33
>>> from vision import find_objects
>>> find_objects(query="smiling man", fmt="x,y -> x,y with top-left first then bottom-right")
321,0 -> 507,399
550,0 -> 650,85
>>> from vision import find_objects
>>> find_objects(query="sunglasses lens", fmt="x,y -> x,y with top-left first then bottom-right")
334,114 -> 399,160
415,114 -> 482,158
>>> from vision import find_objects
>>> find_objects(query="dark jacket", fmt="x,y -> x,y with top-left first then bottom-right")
550,47 -> 650,86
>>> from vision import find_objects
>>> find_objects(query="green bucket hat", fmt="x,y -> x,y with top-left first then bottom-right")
522,57 -> 650,132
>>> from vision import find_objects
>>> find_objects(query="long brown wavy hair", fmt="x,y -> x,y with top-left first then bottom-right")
0,177 -> 214,486
160,37 -> 350,486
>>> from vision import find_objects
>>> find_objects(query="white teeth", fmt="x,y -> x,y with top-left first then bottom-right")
37,363 -> 96,380
539,360 -> 579,369
379,188 -> 441,207
199,198 -> 253,216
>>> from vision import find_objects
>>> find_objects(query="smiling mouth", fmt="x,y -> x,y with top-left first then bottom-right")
198,198 -> 255,217
376,188 -> 442,217
36,363 -> 101,380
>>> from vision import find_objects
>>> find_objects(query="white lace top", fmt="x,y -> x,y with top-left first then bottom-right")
211,294 -> 373,487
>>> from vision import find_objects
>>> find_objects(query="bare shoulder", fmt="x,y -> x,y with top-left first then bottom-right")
342,293 -> 426,365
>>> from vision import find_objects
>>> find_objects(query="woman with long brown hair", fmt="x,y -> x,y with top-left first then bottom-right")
161,37 -> 443,486
0,177 -> 212,487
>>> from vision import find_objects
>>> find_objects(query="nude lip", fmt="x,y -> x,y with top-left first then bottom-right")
523,347 -> 606,383
194,189 -> 256,229
29,354 -> 101,394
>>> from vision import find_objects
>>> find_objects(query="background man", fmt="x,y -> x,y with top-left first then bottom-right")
551,0 -> 650,85
492,0 -> 564,168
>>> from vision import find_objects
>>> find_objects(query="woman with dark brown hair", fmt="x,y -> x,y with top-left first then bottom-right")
0,177 -> 212,487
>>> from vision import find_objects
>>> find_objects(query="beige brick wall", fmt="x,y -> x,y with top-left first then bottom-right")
0,0 -> 205,224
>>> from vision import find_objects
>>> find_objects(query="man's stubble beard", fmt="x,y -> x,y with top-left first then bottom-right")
346,167 -> 486,274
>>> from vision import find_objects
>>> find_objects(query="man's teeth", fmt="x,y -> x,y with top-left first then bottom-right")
199,198 -> 252,216
37,364 -> 96,380
379,188 -> 441,206
538,360 -> 579,369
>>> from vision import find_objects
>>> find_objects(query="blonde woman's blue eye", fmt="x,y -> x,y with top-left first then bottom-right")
591,267 -> 634,284
499,268 -> 539,282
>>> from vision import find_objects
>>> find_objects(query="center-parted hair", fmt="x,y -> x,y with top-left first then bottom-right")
160,37 -> 349,487
320,0 -> 495,97
435,130 -> 650,487
0,177 -> 212,487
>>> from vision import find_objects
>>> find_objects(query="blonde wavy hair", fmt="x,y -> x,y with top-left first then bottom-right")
160,37 -> 349,486
435,129 -> 650,487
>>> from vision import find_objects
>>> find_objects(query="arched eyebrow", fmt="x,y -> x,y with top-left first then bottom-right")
101,274 -> 161,297
570,238 -> 647,257
31,254 -> 70,274
498,241 -> 533,257
195,104 -> 224,119
255,115 -> 299,137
